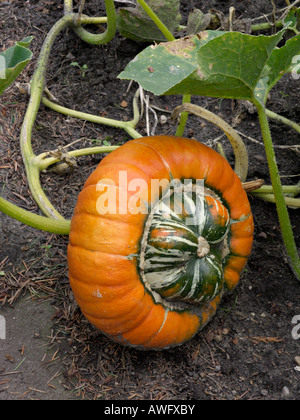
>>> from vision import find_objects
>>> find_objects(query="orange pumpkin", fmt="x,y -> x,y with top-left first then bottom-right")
68,136 -> 254,349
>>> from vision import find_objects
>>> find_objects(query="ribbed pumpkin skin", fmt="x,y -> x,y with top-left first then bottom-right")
68,136 -> 254,349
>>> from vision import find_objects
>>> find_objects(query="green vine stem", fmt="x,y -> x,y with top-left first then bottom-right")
251,20 -> 284,32
19,3 -> 132,222
0,197 -> 70,235
135,0 -> 193,136
136,0 -> 175,41
251,181 -> 300,208
20,14 -> 75,220
135,1 -> 196,137
172,103 -> 249,182
37,145 -> 119,172
250,192 -> 300,208
20,12 -> 116,221
41,88 -> 142,141
70,0 -> 117,45
175,94 -> 192,137
266,108 -> 300,134
253,99 -> 300,280
253,183 -> 300,195
64,0 -> 73,15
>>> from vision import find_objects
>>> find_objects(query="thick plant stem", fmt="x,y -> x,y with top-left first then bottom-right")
0,197 -> 70,235
175,94 -> 191,137
251,20 -> 284,32
253,184 -> 300,195
71,0 -> 117,45
134,1 -> 193,136
137,1 -> 193,135
64,0 -> 73,15
137,0 -> 175,41
21,14 -> 74,220
41,96 -> 142,140
254,100 -> 300,280
38,145 -> 119,172
250,192 -> 300,207
20,12 -> 120,221
266,108 -> 300,134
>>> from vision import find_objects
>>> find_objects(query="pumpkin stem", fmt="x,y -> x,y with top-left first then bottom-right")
197,236 -> 210,258
242,179 -> 264,192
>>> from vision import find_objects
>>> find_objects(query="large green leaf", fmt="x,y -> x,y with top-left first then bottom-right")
117,0 -> 181,42
254,33 -> 300,103
119,27 -> 300,104
0,36 -> 33,96
119,31 -> 223,95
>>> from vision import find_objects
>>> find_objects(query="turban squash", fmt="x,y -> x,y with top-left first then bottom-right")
68,136 -> 254,349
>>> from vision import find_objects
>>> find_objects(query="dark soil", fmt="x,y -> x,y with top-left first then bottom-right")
0,0 -> 299,400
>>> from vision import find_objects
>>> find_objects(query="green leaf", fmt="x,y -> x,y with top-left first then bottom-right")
185,9 -> 211,36
283,8 -> 300,30
191,29 -> 284,104
103,139 -> 112,146
119,32 -> 224,95
119,27 -> 300,104
17,36 -> 34,49
254,33 -> 300,104
0,36 -> 33,96
119,35 -> 199,95
117,0 -> 181,42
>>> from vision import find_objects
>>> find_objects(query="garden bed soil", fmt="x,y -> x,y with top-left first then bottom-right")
0,0 -> 299,400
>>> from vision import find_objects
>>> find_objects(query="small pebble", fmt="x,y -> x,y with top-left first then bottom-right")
160,115 -> 167,125
282,386 -> 290,397
261,389 -> 268,396
254,154 -> 265,162
295,356 -> 300,366
222,327 -> 230,335
258,232 -> 267,239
